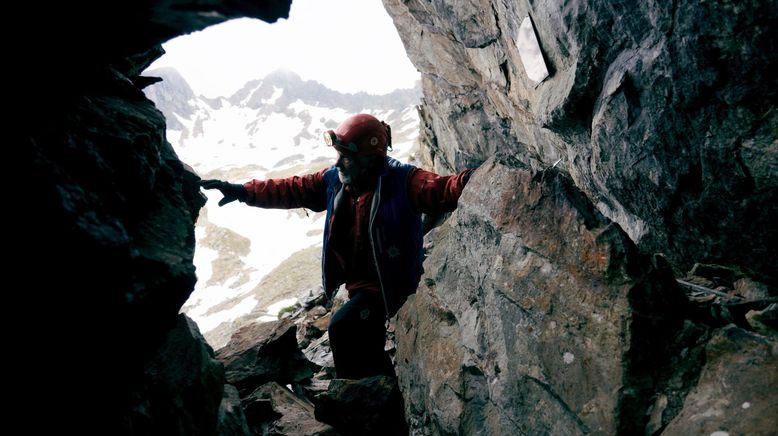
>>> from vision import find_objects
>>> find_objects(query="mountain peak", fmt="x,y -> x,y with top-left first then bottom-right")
264,68 -> 302,84
142,67 -> 197,129
230,69 -> 420,112
143,67 -> 195,98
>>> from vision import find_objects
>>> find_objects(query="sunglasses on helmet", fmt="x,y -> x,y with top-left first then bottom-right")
323,130 -> 359,153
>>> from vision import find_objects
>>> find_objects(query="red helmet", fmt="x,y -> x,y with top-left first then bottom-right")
323,113 -> 391,156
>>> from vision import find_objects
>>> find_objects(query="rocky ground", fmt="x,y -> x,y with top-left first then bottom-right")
207,287 -> 407,435
166,257 -> 774,436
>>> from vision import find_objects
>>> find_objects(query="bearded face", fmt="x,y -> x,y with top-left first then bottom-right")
336,152 -> 380,186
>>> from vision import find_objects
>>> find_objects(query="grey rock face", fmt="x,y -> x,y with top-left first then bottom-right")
395,158 -> 685,434
384,0 -> 778,284
663,326 -> 778,435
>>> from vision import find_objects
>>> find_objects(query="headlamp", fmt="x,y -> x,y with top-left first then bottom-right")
323,130 -> 359,153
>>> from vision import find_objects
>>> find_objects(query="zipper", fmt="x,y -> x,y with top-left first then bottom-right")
368,177 -> 391,319
323,184 -> 343,297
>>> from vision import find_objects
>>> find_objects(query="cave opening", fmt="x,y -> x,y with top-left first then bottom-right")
142,0 -> 420,349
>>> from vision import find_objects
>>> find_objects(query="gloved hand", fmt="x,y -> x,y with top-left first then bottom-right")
199,179 -> 248,206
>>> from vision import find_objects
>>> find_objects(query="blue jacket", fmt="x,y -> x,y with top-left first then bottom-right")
321,157 -> 424,317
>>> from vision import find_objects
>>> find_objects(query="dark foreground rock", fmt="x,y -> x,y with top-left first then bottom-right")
314,376 -> 408,436
216,318 -> 316,395
243,382 -> 338,436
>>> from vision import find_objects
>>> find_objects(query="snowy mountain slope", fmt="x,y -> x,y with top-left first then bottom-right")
144,68 -> 420,347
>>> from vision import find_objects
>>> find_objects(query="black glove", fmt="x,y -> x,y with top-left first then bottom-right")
461,168 -> 474,186
199,179 -> 248,207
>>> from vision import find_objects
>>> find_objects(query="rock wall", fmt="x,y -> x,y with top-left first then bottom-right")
14,1 -> 291,433
383,0 -> 777,284
396,158 -> 686,434
383,0 -> 778,434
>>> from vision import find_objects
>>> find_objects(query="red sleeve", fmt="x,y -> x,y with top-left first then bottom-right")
243,167 -> 329,212
408,168 -> 474,214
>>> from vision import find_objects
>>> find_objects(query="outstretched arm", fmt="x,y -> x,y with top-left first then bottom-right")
200,167 -> 329,211
408,168 -> 474,214
242,167 -> 329,212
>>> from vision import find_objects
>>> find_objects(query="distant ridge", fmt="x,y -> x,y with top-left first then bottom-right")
145,67 -> 420,118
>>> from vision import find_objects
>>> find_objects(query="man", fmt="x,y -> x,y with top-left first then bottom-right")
201,113 -> 473,379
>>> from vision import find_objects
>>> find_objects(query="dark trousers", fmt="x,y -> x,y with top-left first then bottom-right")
328,290 -> 395,379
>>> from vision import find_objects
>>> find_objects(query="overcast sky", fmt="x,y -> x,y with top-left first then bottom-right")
146,0 -> 420,98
